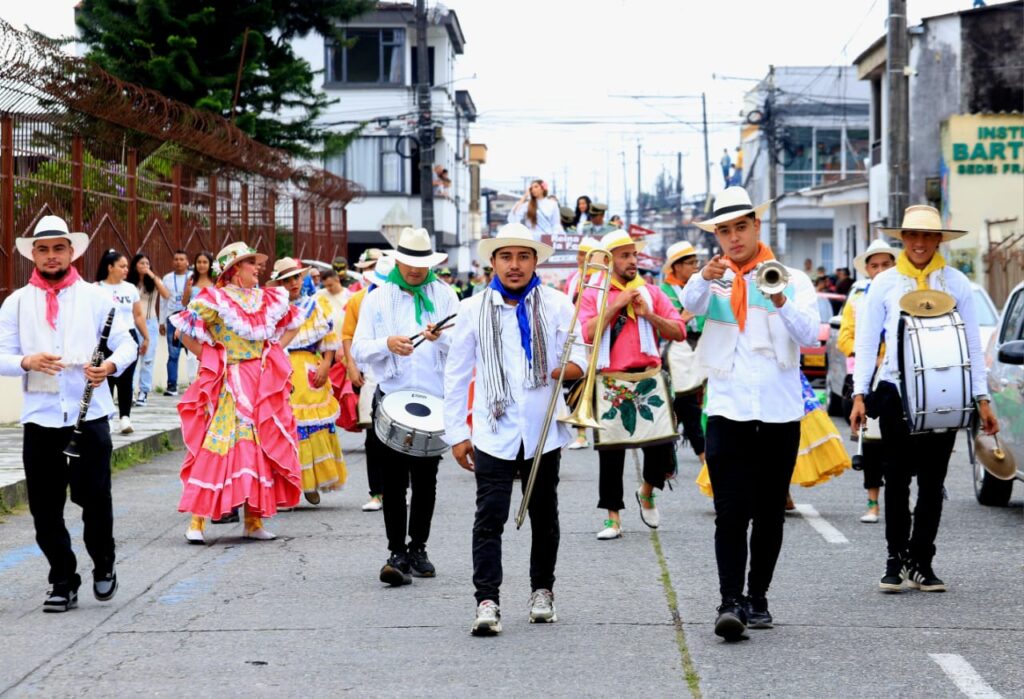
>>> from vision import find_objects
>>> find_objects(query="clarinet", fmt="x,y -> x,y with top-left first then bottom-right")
64,308 -> 117,459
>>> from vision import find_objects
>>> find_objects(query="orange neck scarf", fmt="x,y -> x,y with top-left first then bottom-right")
663,272 -> 687,287
723,242 -> 776,331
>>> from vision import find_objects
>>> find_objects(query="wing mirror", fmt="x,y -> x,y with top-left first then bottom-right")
997,340 -> 1024,366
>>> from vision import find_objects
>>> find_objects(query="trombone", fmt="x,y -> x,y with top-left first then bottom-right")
515,248 -> 614,529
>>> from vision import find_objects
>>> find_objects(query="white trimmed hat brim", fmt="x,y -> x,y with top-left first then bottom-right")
694,202 -> 771,232
477,236 -> 554,265
16,231 -> 90,261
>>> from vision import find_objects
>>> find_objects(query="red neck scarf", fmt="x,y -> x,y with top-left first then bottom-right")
28,266 -> 81,330
723,242 -> 775,331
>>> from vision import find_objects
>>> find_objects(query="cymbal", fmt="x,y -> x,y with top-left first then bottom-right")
975,432 -> 1017,480
899,289 -> 956,317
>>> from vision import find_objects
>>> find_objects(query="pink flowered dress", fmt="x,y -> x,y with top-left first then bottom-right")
170,285 -> 303,518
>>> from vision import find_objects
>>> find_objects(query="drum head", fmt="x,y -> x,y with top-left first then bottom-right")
380,390 -> 444,432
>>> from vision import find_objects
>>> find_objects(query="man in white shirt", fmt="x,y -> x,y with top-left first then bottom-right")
850,205 -> 998,594
683,187 -> 819,640
444,223 -> 586,636
352,227 -> 459,587
0,216 -> 136,613
158,249 -> 191,396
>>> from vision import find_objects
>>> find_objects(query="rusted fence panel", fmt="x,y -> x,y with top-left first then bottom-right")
985,233 -> 1024,305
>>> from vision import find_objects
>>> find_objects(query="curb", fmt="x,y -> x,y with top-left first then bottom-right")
0,427 -> 184,512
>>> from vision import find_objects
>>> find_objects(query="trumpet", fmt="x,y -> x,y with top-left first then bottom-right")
754,260 -> 790,296
515,248 -> 614,529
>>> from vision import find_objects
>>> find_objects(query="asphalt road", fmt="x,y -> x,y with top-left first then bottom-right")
0,423 -> 1020,698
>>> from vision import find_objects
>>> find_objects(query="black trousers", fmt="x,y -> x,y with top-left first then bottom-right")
871,381 -> 956,563
472,445 -> 560,605
705,416 -> 800,600
362,412 -> 385,497
106,359 -> 137,419
597,443 -> 673,511
23,419 -> 115,585
861,439 -> 886,491
673,389 -> 706,457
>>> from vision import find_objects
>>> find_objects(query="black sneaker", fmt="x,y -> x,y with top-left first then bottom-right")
93,565 -> 118,602
745,596 -> 773,629
407,546 -> 436,578
714,598 -> 748,641
905,560 -> 947,592
379,552 -> 412,587
879,555 -> 905,593
43,576 -> 81,613
164,387 -> 178,397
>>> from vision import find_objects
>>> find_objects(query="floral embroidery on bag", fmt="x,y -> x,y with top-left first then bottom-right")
599,376 -> 665,435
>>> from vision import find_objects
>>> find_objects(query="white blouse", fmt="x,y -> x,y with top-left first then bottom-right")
507,197 -> 565,237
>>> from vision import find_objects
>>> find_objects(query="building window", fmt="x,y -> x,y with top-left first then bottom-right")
326,137 -> 405,193
782,125 -> 869,192
326,28 -> 405,85
410,46 -> 436,86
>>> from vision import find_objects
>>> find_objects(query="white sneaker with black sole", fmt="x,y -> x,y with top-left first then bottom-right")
471,600 -> 501,636
529,589 -> 557,623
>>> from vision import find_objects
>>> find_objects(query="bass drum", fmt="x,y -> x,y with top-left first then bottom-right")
374,390 -> 447,457
897,311 -> 972,434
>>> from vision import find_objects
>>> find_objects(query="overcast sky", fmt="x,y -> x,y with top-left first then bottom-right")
2,0 -> 992,215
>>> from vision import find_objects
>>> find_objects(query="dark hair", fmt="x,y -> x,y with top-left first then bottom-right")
95,249 -> 126,283
191,250 -> 215,284
173,249 -> 188,258
573,195 -> 592,226
127,253 -> 155,293
320,268 -> 339,281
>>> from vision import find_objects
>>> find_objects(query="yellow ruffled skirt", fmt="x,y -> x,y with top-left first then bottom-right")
696,408 -> 851,497
289,350 -> 347,493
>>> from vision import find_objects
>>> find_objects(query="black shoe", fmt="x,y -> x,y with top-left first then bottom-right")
745,596 -> 773,629
379,553 -> 412,587
905,560 -> 947,592
93,566 -> 118,602
714,598 -> 748,641
879,555 -> 905,593
43,576 -> 81,613
212,508 -> 240,524
407,546 -> 436,578
164,387 -> 178,397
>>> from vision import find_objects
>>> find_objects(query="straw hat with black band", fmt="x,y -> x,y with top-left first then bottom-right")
478,222 -> 554,264
16,215 -> 90,261
270,257 -> 307,282
694,186 -> 772,232
393,227 -> 447,268
853,238 -> 901,277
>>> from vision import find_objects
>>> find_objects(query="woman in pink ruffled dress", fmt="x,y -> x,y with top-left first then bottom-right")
170,242 -> 303,544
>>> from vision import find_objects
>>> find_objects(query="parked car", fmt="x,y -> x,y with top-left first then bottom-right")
801,292 -> 845,381
977,280 -> 1024,506
825,282 -> 999,419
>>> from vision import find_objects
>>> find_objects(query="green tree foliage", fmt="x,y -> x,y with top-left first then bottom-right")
76,0 -> 374,158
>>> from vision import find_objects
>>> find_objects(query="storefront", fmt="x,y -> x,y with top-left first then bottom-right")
940,113 -> 1024,291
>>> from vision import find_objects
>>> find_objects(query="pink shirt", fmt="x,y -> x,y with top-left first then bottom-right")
564,270 -> 581,297
579,283 -> 685,372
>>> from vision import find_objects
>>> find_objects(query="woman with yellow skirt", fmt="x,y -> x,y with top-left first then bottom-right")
274,258 -> 347,505
697,373 -> 850,497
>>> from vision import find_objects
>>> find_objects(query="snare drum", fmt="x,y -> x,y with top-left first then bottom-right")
374,390 -> 447,457
897,311 -> 972,433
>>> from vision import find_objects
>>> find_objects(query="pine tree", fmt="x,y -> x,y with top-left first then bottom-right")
76,0 -> 374,158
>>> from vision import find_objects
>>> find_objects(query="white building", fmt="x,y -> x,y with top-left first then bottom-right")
290,2 -> 482,271
740,66 -> 871,272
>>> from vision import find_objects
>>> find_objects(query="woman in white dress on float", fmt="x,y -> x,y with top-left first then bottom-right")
507,179 -> 564,240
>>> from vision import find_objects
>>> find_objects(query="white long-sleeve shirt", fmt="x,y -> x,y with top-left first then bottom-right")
507,198 -> 565,237
0,281 -> 137,427
443,285 -> 587,460
853,264 -> 987,398
351,279 -> 459,397
682,267 -> 819,423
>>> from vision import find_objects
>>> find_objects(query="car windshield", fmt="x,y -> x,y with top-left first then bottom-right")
972,289 -> 997,326
816,297 -> 834,323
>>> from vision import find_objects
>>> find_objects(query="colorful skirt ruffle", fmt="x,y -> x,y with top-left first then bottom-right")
177,344 -> 302,519
290,350 -> 347,494
695,408 -> 851,497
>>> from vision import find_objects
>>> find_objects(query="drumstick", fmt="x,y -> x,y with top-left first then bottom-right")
408,313 -> 458,344
412,323 -> 455,348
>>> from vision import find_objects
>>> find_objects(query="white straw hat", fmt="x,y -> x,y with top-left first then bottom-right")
853,238 -> 901,277
599,229 -> 646,253
662,241 -> 698,276
270,257 -> 307,282
877,205 -> 968,242
477,222 -> 554,264
16,215 -> 89,261
694,186 -> 771,232
393,227 -> 447,268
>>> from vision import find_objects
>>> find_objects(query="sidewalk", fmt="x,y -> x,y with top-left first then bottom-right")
0,395 -> 185,510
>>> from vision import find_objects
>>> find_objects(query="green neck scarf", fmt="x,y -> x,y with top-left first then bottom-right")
387,267 -> 438,323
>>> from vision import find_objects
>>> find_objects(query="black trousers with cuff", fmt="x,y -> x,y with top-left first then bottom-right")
597,443 -> 672,512
23,419 -> 115,585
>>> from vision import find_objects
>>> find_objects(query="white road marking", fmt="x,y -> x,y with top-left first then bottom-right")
929,654 -> 1002,699
793,503 -> 849,544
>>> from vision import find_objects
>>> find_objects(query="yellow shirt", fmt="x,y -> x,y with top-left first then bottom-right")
342,288 -> 367,342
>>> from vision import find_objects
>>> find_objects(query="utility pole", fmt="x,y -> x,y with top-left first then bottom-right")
620,151 -> 630,226
766,65 -> 778,250
701,92 -> 711,210
636,140 -> 642,227
887,0 -> 909,226
677,151 -> 684,238
415,0 -> 437,251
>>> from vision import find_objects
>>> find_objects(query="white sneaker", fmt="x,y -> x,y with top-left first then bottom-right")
362,495 -> 383,512
860,510 -> 880,523
636,489 -> 659,529
529,589 -> 557,623
596,520 -> 622,540
243,520 -> 277,540
471,600 -> 502,636
120,416 -> 134,434
566,434 -> 589,450
184,517 -> 205,545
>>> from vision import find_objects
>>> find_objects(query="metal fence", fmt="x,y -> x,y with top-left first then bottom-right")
984,233 -> 1024,306
0,20 -> 362,301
